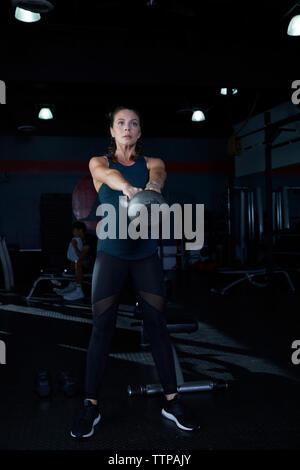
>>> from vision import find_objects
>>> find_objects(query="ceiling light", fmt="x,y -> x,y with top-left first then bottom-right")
220,88 -> 238,96
15,6 -> 41,22
38,107 -> 53,120
191,110 -> 205,122
287,14 -> 300,36
13,1 -> 54,22
282,2 -> 300,36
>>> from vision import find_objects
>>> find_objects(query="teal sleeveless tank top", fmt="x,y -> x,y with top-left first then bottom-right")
96,156 -> 159,260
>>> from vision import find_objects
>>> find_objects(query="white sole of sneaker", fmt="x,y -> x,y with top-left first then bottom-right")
70,414 -> 101,438
161,409 -> 199,431
54,289 -> 76,295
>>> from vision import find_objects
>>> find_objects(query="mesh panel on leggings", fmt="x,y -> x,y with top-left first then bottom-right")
138,290 -> 164,313
93,293 -> 119,316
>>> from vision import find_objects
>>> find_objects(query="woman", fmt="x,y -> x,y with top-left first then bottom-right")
70,106 -> 200,438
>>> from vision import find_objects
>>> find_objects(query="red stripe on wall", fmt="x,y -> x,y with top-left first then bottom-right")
165,161 -> 228,173
2,160 -> 300,175
271,163 -> 300,175
0,160 -> 228,174
0,160 -> 89,173
256,163 -> 300,175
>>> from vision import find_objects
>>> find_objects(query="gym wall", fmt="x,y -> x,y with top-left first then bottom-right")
0,135 -> 228,249
233,100 -> 300,220
235,100 -> 300,179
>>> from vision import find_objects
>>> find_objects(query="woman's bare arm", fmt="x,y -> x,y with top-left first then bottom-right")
145,157 -> 167,192
89,157 -> 142,198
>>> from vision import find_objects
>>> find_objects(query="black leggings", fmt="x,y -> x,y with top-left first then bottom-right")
85,250 -> 178,398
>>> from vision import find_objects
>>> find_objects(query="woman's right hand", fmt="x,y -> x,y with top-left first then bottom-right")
122,184 -> 143,200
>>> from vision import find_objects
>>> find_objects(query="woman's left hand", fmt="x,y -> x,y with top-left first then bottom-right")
145,182 -> 161,193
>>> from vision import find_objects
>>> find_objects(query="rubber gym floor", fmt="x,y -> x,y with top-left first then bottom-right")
0,268 -> 300,460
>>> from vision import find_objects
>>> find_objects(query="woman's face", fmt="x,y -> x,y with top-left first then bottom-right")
110,109 -> 141,146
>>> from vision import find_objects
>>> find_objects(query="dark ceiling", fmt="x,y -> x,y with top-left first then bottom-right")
0,0 -> 299,138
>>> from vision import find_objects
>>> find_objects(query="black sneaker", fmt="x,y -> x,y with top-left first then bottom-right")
70,399 -> 101,438
58,370 -> 78,398
161,394 -> 200,431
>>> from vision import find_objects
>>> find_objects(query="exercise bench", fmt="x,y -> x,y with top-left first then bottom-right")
126,302 -> 228,396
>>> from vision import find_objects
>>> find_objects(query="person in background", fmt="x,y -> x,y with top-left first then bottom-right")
54,221 -> 90,300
